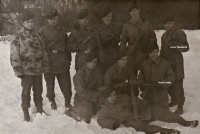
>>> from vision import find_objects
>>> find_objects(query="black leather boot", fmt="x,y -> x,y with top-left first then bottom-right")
23,109 -> 30,122
175,104 -> 183,115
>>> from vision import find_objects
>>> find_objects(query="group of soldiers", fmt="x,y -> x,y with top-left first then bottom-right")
10,1 -> 198,134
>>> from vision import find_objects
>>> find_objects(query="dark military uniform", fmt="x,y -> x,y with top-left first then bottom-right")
120,18 -> 157,73
10,26 -> 49,111
73,65 -> 103,122
39,24 -> 72,107
67,26 -> 98,71
97,95 -> 184,133
93,22 -> 123,73
160,26 -> 189,108
138,56 -> 190,125
104,63 -> 136,95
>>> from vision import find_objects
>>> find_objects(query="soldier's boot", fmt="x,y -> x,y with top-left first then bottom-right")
23,109 -> 30,122
64,104 -> 73,117
180,120 -> 199,128
168,101 -> 177,107
51,102 -> 57,110
36,107 -> 49,116
175,104 -> 183,115
160,128 -> 180,134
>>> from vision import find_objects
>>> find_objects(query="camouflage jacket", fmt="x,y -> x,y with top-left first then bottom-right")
10,27 -> 50,77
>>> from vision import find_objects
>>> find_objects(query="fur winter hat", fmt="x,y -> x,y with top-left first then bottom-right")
21,10 -> 34,22
101,7 -> 111,18
78,9 -> 89,19
128,1 -> 139,12
46,9 -> 58,19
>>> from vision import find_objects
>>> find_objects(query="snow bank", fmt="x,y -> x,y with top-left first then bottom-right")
0,30 -> 199,134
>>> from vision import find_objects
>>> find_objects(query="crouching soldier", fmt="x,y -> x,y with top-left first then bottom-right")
10,10 -> 50,121
104,50 -> 137,96
39,9 -> 72,114
160,16 -> 189,115
71,53 -> 105,123
137,43 -> 198,131
98,89 -> 181,134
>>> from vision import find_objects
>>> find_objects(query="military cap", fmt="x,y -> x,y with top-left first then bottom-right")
163,15 -> 174,24
146,43 -> 159,54
116,50 -> 127,61
101,7 -> 111,18
128,0 -> 139,12
21,10 -> 34,22
85,52 -> 98,62
78,9 -> 89,19
46,9 -> 58,19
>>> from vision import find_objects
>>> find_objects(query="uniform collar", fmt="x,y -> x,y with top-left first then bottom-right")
80,26 -> 90,31
166,26 -> 177,36
47,23 -> 61,31
115,62 -> 125,73
20,27 -> 34,34
129,17 -> 142,26
150,56 -> 161,66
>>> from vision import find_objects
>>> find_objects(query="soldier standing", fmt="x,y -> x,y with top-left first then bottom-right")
10,11 -> 49,121
71,53 -> 104,124
93,7 -> 123,74
160,16 -> 189,115
120,1 -> 157,96
67,9 -> 99,71
39,9 -> 72,115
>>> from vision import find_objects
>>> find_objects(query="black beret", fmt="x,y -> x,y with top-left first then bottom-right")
85,52 -> 98,62
146,43 -> 159,54
116,50 -> 127,61
46,9 -> 58,19
98,85 -> 114,98
101,7 -> 111,18
21,10 -> 34,22
163,16 -> 174,24
128,1 -> 139,12
78,9 -> 89,19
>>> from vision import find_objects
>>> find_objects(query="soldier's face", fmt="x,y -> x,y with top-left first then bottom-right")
107,91 -> 116,104
129,8 -> 140,21
78,16 -> 89,27
48,16 -> 59,27
22,18 -> 34,30
117,56 -> 128,68
149,49 -> 159,61
102,12 -> 112,26
86,58 -> 98,70
164,21 -> 175,31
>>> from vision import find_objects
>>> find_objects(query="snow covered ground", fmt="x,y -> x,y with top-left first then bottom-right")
0,30 -> 200,134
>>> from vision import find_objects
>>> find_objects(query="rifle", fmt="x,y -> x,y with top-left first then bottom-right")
112,81 -> 154,120
48,33 -> 66,51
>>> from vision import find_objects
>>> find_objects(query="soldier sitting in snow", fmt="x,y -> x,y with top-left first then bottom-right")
98,88 -> 182,134
70,52 -> 105,124
10,10 -> 50,122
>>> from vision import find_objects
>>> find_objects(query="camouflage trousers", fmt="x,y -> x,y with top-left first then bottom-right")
21,74 -> 43,110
